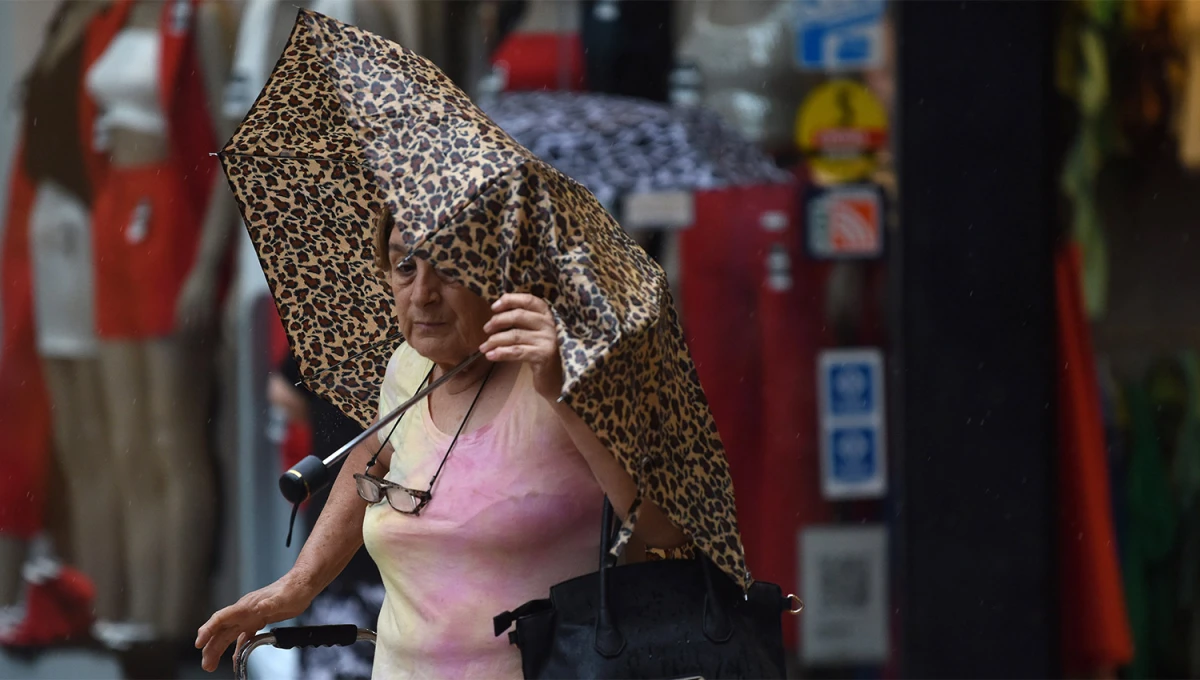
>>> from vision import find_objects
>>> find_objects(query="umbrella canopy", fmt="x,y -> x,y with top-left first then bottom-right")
480,91 -> 791,210
219,10 -> 750,587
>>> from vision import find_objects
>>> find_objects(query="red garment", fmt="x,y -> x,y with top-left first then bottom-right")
0,145 -> 54,538
1056,242 -> 1133,673
0,3 -> 116,536
491,33 -> 586,91
93,163 -> 204,337
90,0 -> 220,339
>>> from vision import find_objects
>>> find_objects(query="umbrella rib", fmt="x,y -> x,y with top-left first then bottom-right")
214,151 -> 371,168
299,331 -> 404,387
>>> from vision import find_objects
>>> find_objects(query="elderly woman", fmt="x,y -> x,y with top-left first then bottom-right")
195,210 -> 687,677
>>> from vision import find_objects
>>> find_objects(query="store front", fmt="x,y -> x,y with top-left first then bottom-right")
3,1 -> 1196,678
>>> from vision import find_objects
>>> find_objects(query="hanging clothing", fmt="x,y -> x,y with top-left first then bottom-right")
0,145 -> 55,540
86,29 -> 169,140
23,4 -> 107,359
1164,352 -> 1200,676
1123,382 -> 1178,679
90,163 -> 205,337
85,0 -> 221,340
1054,242 -> 1134,675
0,2 -> 113,538
491,33 -> 586,92
28,183 -> 96,356
675,0 -> 809,149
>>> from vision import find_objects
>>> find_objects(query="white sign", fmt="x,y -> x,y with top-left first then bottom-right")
817,348 -> 887,499
622,190 -> 695,231
793,0 -> 886,72
799,525 -> 889,665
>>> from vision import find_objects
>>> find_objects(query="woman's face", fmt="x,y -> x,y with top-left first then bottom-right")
386,226 -> 493,365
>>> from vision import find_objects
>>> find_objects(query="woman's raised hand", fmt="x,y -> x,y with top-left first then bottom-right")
480,293 -> 564,401
195,573 -> 316,672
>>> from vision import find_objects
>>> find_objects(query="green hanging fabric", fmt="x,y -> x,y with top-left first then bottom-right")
1172,353 -> 1200,509
1171,352 -> 1200,676
1122,382 -> 1178,679
1056,0 -> 1123,319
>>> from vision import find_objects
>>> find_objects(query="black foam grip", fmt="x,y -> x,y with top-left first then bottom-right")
270,625 -> 359,650
278,455 -> 330,504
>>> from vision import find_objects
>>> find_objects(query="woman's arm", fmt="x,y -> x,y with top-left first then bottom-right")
549,400 -> 688,549
196,436 -> 391,671
288,436 -> 390,593
481,293 -> 688,550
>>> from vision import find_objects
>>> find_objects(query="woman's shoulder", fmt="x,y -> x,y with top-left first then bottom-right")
381,340 -> 433,406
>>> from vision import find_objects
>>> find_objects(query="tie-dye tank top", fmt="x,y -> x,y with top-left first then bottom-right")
362,342 -> 603,678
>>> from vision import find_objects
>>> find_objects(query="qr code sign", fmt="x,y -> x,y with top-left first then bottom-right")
819,554 -> 870,610
800,526 -> 888,663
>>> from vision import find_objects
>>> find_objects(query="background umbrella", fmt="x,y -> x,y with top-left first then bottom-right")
218,10 -> 751,587
482,90 -> 791,211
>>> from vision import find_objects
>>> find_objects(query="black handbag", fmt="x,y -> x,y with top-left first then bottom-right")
493,498 -> 801,679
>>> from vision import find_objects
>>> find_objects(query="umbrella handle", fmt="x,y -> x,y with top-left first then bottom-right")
279,455 -> 331,505
276,352 -> 484,504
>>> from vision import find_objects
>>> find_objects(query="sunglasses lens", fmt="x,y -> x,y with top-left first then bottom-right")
385,487 -> 421,514
355,476 -> 383,503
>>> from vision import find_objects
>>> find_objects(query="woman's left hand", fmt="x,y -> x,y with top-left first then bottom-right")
480,293 -> 563,401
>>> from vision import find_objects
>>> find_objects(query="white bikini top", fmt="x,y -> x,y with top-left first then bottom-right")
86,28 -> 167,138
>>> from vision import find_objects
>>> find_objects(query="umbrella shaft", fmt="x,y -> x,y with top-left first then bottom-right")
320,351 -> 484,468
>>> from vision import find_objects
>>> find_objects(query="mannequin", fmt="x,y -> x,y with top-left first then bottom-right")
25,0 -> 121,624
676,0 -> 820,152
0,0 -> 112,641
84,0 -> 236,645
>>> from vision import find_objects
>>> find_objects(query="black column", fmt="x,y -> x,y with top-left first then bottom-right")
893,1 -> 1059,677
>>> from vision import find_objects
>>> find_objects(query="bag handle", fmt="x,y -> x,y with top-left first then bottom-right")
593,496 -> 731,658
594,498 -> 625,656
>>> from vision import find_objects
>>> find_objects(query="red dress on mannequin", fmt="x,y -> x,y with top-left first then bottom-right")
88,0 -> 219,339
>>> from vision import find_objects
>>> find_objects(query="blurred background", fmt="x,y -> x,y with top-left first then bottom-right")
0,0 -> 1196,678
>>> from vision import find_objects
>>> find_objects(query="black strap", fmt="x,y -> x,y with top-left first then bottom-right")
428,365 -> 495,491
285,502 -> 300,549
594,497 -> 624,657
366,364 -> 435,471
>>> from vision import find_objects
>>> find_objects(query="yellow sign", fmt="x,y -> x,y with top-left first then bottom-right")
795,80 -> 889,183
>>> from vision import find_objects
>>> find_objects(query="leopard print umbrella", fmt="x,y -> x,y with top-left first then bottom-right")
219,10 -> 750,588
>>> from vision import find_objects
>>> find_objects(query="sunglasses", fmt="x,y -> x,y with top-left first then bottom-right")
354,471 -> 432,515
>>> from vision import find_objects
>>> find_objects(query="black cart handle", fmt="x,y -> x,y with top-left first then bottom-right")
272,624 -> 360,649
234,626 -> 376,680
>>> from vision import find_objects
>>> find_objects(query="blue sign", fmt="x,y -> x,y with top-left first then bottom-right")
827,362 -> 874,416
818,348 -> 886,499
829,427 -> 878,486
794,0 -> 886,72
